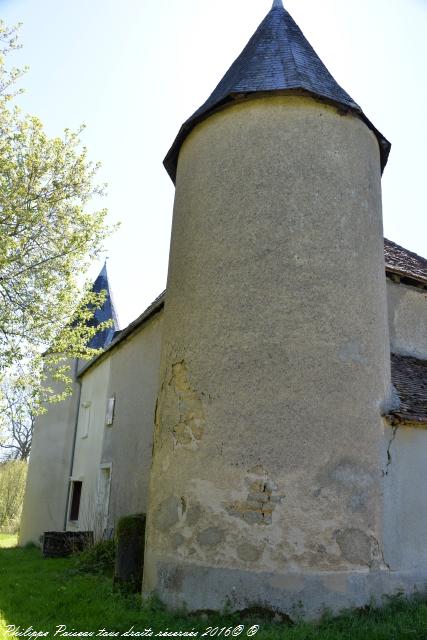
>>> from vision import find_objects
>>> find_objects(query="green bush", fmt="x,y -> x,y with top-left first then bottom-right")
114,513 -> 146,592
0,460 -> 28,533
116,513 -> 146,541
75,539 -> 115,575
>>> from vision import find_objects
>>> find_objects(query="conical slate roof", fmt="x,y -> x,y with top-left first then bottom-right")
164,0 -> 390,182
87,262 -> 119,350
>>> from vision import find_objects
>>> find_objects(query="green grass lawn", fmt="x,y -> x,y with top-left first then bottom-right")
1,544 -> 427,640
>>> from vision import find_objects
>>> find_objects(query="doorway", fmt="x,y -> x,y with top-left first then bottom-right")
96,464 -> 111,536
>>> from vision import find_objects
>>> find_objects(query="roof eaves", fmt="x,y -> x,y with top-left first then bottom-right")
385,413 -> 427,428
385,267 -> 427,288
384,238 -> 427,286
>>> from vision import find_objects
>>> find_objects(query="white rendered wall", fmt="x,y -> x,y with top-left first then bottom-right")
383,424 -> 427,570
386,279 -> 427,359
19,363 -> 80,546
106,312 -> 163,526
66,358 -> 110,535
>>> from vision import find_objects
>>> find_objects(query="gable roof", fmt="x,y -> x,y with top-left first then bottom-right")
388,353 -> 427,426
164,0 -> 390,182
384,238 -> 427,287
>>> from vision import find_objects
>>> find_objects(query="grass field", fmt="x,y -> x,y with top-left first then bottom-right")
1,541 -> 427,639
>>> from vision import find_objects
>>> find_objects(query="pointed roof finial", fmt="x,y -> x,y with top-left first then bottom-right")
164,2 -> 390,182
89,260 -> 119,349
99,260 -> 108,279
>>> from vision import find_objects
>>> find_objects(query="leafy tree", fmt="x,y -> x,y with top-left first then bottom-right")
0,20 -> 114,413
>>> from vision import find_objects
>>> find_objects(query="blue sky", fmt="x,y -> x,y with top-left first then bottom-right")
1,0 -> 426,327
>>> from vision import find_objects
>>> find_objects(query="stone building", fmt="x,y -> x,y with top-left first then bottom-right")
20,0 -> 427,619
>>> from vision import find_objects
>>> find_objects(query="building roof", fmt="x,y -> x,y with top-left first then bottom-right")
388,353 -> 427,426
164,0 -> 390,183
384,238 -> 427,287
78,290 -> 165,378
78,238 -> 427,376
87,262 -> 120,350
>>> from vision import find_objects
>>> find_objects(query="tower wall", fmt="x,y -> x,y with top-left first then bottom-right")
143,96 -> 392,615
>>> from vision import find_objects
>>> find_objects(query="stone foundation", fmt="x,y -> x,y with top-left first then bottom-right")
146,561 -> 427,620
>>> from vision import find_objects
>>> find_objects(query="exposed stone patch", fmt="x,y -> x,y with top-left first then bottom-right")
156,360 -> 205,450
197,527 -> 225,546
226,469 -> 284,525
335,528 -> 372,566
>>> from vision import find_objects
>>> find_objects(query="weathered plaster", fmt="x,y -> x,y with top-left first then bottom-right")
226,467 -> 284,525
383,423 -> 427,570
155,359 -> 205,451
144,95 -> 391,612
387,279 -> 427,359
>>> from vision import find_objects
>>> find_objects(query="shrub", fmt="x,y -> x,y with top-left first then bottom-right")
114,513 -> 146,592
75,539 -> 115,574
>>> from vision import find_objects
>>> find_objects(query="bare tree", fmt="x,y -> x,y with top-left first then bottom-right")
0,378 -> 35,461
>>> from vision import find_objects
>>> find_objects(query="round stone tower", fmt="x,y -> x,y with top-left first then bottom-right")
144,1 -> 392,616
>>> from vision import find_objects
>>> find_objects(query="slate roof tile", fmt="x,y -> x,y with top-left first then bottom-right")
389,353 -> 427,425
164,0 -> 390,182
87,262 -> 120,350
384,238 -> 427,286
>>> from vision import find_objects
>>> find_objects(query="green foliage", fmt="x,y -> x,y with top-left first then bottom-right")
0,532 -> 17,548
114,514 -> 146,593
0,19 -> 116,413
116,513 -> 146,539
0,21 -> 27,101
0,460 -> 27,532
74,539 -> 115,575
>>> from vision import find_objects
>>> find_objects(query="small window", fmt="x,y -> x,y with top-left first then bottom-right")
69,481 -> 82,521
105,396 -> 115,426
81,401 -> 91,438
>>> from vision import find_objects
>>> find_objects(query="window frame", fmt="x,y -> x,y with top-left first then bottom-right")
69,480 -> 83,522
